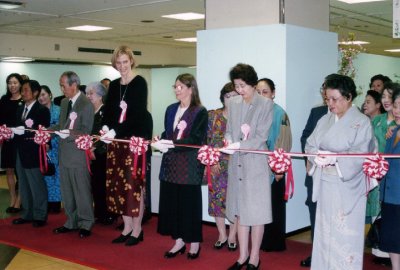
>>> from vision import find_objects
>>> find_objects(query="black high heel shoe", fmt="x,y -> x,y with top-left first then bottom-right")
112,231 -> 132,243
228,257 -> 250,270
214,239 -> 227,249
246,261 -> 260,270
164,245 -> 186,258
125,230 -> 144,246
187,247 -> 201,260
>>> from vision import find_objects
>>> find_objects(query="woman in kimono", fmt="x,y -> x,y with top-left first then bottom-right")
305,74 -> 375,270
206,82 -> 238,251
222,64 -> 273,270
154,73 -> 207,260
256,78 -> 292,252
380,84 -> 400,270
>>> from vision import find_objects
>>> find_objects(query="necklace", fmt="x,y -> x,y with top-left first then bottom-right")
120,83 -> 128,102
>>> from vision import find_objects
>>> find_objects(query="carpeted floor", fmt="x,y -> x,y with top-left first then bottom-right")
0,213 -> 387,270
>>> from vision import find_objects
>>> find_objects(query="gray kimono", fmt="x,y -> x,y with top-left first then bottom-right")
305,106 -> 375,270
225,93 -> 273,226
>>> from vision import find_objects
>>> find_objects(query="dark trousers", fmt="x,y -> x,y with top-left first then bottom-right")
305,175 -> 317,241
261,177 -> 286,251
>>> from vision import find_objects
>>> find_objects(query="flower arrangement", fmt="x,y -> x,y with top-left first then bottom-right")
338,33 -> 365,80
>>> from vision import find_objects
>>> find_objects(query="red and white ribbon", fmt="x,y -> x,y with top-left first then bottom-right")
197,145 -> 221,191
34,125 -> 51,174
241,123 -> 250,141
69,112 -> 77,129
177,120 -> 187,139
75,135 -> 93,175
0,124 -> 12,143
119,101 -> 127,123
129,136 -> 149,179
363,154 -> 389,180
268,148 -> 294,200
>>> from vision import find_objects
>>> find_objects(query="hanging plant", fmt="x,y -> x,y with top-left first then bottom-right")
338,33 -> 366,80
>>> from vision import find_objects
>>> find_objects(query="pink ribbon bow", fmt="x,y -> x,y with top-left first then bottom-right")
69,112 -> 77,129
25,118 -> 34,128
241,123 -> 250,140
0,124 -> 12,143
177,120 -> 187,140
129,136 -> 149,180
75,135 -> 93,175
34,125 -> 51,174
268,148 -> 294,201
197,145 -> 221,191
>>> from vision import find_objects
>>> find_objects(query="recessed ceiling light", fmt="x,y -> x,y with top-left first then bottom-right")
0,0 -> 23,10
66,25 -> 112,32
338,40 -> 370,45
384,49 -> 400,52
162,12 -> 204,21
163,35 -> 173,38
175,37 -> 197,42
141,20 -> 154,23
1,56 -> 34,62
337,0 -> 385,3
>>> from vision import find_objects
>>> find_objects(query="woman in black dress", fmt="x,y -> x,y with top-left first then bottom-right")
0,73 -> 23,213
102,45 -> 153,246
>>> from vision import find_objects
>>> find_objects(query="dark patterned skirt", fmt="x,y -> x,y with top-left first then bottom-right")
106,141 -> 145,217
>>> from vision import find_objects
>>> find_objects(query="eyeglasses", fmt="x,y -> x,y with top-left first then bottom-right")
224,92 -> 238,99
172,85 -> 183,91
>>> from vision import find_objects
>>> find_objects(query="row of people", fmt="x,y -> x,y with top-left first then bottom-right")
2,47 -> 399,270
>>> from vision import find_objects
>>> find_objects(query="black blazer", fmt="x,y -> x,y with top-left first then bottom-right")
300,105 -> 328,152
14,101 -> 50,168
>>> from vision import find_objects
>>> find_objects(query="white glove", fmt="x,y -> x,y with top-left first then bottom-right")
11,126 -> 25,135
100,129 -> 116,144
151,140 -> 169,153
220,142 -> 240,155
55,129 -> 70,139
314,150 -> 336,167
159,139 -> 174,149
101,125 -> 109,135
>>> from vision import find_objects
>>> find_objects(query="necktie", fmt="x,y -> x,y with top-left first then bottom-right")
66,100 -> 72,120
21,107 -> 28,121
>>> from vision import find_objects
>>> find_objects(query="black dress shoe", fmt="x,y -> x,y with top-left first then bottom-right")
53,226 -> 73,234
300,256 -> 312,267
79,229 -> 91,238
12,218 -> 31,225
214,239 -> 227,249
187,247 -> 201,260
246,261 -> 260,270
164,245 -> 186,258
125,230 -> 143,246
7,207 -> 21,214
228,257 -> 250,270
228,242 -> 238,251
112,231 -> 132,243
373,257 -> 392,266
32,220 -> 46,227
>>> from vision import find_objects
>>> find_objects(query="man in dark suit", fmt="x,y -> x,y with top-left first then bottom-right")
299,85 -> 329,267
52,71 -> 95,238
12,80 -> 50,227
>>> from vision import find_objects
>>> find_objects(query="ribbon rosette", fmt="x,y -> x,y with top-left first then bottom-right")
75,135 -> 93,175
25,118 -> 34,128
0,124 -> 13,143
177,120 -> 187,140
268,148 -> 294,201
197,145 -> 221,191
129,136 -> 149,179
69,112 -> 77,129
34,125 -> 51,174
241,123 -> 250,141
119,101 -> 127,124
363,154 -> 389,180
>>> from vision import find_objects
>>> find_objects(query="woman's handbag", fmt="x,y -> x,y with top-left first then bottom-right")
366,214 -> 381,249
43,153 -> 56,176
